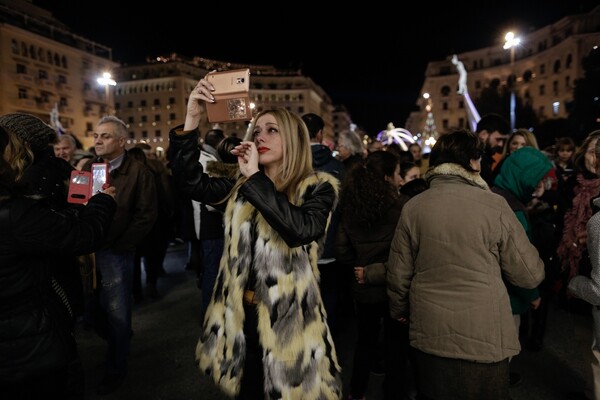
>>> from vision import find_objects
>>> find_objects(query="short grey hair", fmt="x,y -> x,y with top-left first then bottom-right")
57,133 -> 77,148
338,130 -> 364,156
98,115 -> 127,138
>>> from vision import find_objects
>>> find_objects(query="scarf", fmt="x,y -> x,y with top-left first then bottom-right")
557,173 -> 600,279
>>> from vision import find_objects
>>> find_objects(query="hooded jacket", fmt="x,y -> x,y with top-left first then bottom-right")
492,147 -> 553,315
387,163 -> 545,363
169,127 -> 342,399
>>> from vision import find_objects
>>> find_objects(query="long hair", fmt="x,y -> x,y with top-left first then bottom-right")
340,150 -> 399,226
573,130 -> 600,173
1,125 -> 34,182
0,126 -> 31,199
500,128 -> 539,158
242,108 -> 313,199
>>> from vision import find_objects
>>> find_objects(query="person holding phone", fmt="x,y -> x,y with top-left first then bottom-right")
168,77 -> 342,399
0,124 -> 117,398
81,115 -> 158,395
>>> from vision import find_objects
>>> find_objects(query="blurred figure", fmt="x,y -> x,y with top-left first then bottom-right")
302,112 -> 346,336
399,161 -> 421,188
82,116 -> 157,395
492,128 -> 539,182
568,132 -> 600,400
53,133 -> 77,165
0,124 -> 116,398
408,142 -> 429,175
188,129 -> 225,290
491,146 -> 553,385
197,135 -> 241,321
128,146 -> 175,302
386,130 -> 544,400
476,113 -> 511,186
557,131 -> 600,295
336,150 -> 411,400
337,129 -> 366,172
554,136 -> 577,183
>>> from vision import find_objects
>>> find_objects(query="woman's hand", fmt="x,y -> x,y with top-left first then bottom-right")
184,72 -> 217,131
231,141 -> 260,177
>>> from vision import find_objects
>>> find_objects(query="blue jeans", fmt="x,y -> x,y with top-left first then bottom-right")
94,249 -> 134,377
200,239 -> 224,320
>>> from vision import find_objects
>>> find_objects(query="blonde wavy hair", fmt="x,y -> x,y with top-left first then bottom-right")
231,108 -> 314,200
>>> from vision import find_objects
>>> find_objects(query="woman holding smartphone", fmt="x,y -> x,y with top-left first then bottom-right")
168,78 -> 342,400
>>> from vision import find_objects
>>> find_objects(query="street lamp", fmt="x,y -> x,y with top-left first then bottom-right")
503,32 -> 520,131
97,72 -> 116,115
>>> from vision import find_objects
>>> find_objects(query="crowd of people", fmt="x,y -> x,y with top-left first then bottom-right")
2,77 -> 600,400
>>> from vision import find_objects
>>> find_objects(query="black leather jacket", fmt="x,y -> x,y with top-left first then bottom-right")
168,126 -> 336,248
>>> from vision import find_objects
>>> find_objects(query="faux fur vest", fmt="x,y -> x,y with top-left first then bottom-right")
196,172 -> 342,399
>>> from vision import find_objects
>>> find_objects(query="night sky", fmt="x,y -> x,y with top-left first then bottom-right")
33,1 -> 598,135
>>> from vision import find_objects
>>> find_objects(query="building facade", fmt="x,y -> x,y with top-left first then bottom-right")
0,0 -> 348,154
0,0 -> 119,149
114,55 -> 340,155
405,5 -> 600,142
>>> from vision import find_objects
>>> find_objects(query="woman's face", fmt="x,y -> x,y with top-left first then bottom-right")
584,138 -> 597,174
253,113 -> 283,169
509,134 -> 527,153
401,166 -> 420,185
409,144 -> 422,161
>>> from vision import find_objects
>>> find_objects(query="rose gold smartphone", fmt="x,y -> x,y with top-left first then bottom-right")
205,69 -> 252,123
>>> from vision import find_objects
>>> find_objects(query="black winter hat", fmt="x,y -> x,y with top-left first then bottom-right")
0,113 -> 57,153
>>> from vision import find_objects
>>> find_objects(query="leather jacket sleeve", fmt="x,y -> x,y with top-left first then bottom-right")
240,171 -> 336,248
168,126 -> 234,204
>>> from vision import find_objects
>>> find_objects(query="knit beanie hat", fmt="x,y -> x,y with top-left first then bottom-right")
0,113 -> 57,153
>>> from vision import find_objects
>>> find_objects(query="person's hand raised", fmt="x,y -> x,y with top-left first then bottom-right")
231,141 -> 260,178
184,72 -> 216,131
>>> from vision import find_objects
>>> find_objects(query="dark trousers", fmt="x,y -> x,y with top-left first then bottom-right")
384,319 -> 413,400
415,349 -> 510,400
350,301 -> 390,398
237,303 -> 264,400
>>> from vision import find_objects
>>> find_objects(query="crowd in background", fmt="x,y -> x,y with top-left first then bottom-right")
2,104 -> 600,400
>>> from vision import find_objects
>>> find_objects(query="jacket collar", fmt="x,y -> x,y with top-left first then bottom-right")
425,163 -> 490,191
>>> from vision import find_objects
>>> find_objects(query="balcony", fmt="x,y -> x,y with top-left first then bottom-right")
56,83 -> 73,92
16,73 -> 34,84
18,98 -> 36,108
84,108 -> 98,117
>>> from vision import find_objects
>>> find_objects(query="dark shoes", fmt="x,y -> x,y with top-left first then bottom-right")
509,371 -> 522,386
97,373 -> 125,395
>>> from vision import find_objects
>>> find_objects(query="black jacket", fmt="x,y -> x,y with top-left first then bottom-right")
0,192 -> 115,385
311,144 -> 345,260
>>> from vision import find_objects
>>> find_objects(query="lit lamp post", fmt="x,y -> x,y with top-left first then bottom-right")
97,72 -> 116,115
422,93 -> 437,150
503,31 -> 520,131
